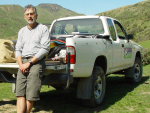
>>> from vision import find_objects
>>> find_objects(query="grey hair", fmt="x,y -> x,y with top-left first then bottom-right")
24,4 -> 37,14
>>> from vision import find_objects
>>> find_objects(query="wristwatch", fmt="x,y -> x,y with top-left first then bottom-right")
28,60 -> 33,65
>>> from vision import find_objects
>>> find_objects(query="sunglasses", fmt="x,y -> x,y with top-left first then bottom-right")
24,13 -> 35,17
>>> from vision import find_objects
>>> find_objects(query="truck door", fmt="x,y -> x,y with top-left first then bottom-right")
113,20 -> 133,66
107,18 -> 122,69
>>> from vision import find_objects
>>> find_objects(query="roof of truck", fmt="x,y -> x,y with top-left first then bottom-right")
55,15 -> 112,21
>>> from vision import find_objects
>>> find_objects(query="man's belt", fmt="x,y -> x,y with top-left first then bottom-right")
22,57 -> 32,59
22,56 -> 46,60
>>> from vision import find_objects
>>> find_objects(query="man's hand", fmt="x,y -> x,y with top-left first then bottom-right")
19,62 -> 30,74
17,56 -> 30,74
17,56 -> 39,74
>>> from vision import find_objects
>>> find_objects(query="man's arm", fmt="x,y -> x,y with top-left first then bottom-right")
30,56 -> 39,64
16,30 -> 29,74
34,26 -> 50,61
17,56 -> 23,66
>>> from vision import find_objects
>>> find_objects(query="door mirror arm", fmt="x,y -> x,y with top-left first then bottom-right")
127,34 -> 133,42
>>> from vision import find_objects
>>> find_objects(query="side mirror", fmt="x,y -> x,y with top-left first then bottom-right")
127,34 -> 133,40
97,35 -> 110,39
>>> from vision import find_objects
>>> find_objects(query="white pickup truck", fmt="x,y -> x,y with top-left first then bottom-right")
0,16 -> 142,107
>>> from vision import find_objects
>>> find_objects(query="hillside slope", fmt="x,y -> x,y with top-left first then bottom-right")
0,5 -> 26,39
1,1 -> 150,42
97,0 -> 150,42
0,4 -> 83,40
36,4 -> 83,24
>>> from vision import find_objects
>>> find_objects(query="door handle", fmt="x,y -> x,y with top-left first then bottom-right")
122,44 -> 124,47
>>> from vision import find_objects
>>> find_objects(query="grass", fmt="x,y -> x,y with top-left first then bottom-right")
139,40 -> 150,49
0,65 -> 150,113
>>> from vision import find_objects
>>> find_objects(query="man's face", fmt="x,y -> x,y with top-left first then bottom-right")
24,8 -> 37,25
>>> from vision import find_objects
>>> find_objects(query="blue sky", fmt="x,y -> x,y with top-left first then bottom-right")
1,0 -> 145,15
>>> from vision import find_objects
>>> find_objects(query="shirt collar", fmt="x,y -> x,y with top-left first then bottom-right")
27,23 -> 39,30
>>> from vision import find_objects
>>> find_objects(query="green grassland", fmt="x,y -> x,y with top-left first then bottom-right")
139,40 -> 150,49
0,5 -> 26,39
0,4 -> 83,40
97,0 -> 150,43
1,0 -> 150,44
0,65 -> 150,113
36,4 -> 83,24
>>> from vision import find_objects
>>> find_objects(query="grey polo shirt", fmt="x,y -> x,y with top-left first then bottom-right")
15,24 -> 50,60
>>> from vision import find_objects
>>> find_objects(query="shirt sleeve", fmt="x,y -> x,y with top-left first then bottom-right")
35,26 -> 50,60
15,29 -> 23,57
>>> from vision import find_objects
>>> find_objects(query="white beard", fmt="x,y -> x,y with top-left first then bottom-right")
26,19 -> 35,25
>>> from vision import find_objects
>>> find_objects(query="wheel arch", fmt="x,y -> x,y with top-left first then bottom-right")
135,51 -> 142,59
94,55 -> 107,74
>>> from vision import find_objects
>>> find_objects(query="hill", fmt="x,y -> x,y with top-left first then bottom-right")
1,1 -> 150,43
97,0 -> 150,43
0,5 -> 26,39
0,4 -> 83,40
36,4 -> 83,24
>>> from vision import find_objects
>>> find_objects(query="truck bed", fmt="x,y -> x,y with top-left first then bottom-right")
0,61 -> 66,75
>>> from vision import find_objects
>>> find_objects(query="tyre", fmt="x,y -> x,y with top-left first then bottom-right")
82,66 -> 106,107
125,57 -> 142,83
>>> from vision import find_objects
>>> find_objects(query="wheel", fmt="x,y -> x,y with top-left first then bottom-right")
82,66 -> 106,107
125,57 -> 142,83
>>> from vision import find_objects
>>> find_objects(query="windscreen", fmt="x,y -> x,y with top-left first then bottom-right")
50,18 -> 104,35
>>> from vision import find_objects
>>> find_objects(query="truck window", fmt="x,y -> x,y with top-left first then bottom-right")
51,23 -> 62,35
114,21 -> 127,39
65,24 -> 73,34
51,19 -> 104,35
107,19 -> 116,41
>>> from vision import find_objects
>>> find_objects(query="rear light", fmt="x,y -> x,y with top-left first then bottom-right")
66,46 -> 76,64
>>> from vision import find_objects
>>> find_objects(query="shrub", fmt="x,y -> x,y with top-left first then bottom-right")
142,48 -> 150,66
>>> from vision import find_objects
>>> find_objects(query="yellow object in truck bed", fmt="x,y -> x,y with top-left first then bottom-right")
46,42 -> 58,58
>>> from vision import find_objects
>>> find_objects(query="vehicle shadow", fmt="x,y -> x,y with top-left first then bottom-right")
0,76 -> 148,113
32,75 -> 149,113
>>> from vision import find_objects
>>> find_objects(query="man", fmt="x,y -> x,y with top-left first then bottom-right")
15,4 -> 50,113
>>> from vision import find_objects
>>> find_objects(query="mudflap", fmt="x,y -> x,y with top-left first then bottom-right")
77,75 -> 93,99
